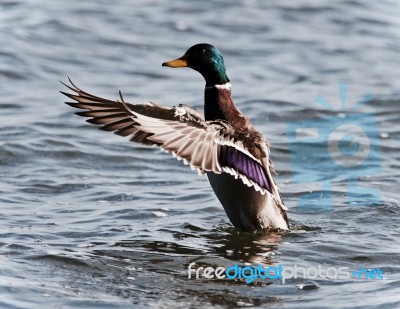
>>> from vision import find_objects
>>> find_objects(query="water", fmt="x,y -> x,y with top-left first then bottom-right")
1,0 -> 400,308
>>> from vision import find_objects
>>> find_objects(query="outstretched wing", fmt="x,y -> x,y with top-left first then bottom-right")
62,79 -> 273,195
61,78 -> 204,146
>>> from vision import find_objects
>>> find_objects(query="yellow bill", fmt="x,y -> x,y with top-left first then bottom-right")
162,57 -> 188,67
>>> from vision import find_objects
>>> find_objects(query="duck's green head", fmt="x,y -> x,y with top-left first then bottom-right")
162,43 -> 230,87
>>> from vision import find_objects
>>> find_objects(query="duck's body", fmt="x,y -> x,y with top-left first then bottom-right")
63,43 -> 289,231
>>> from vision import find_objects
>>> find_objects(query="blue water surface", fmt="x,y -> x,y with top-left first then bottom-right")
1,1 -> 400,308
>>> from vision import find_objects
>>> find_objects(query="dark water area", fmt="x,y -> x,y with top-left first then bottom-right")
1,0 -> 400,308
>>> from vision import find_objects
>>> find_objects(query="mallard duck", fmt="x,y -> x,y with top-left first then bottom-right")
62,43 -> 289,231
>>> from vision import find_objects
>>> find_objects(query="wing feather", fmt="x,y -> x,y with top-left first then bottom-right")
62,79 -> 274,194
